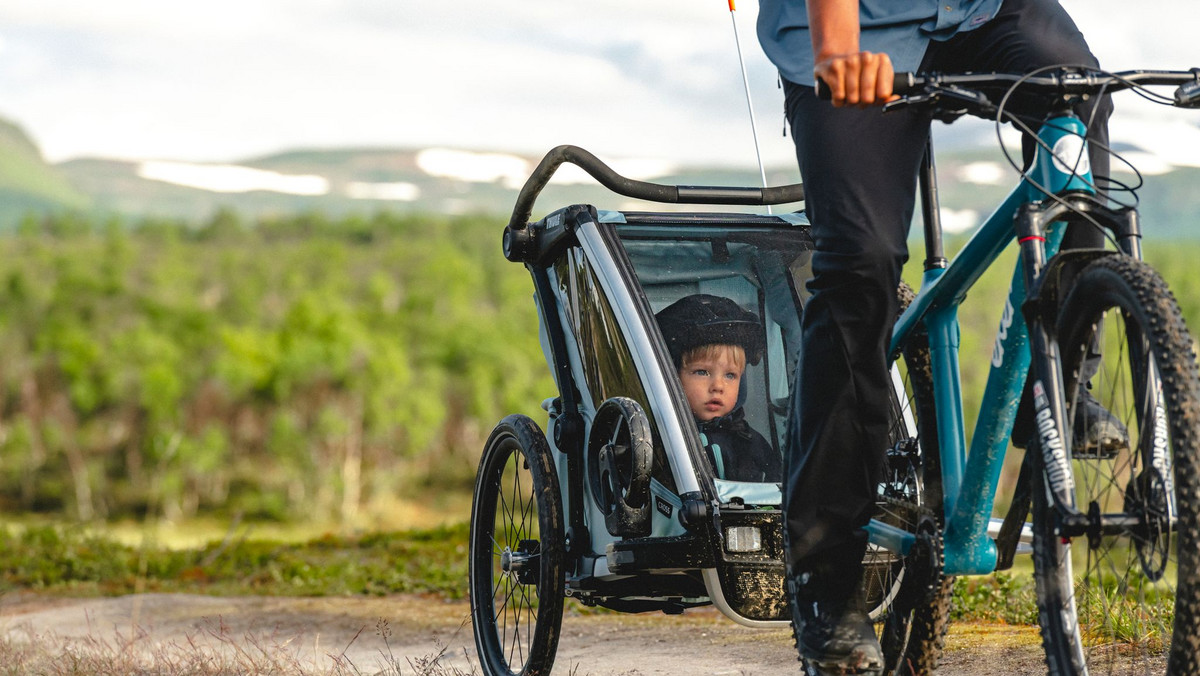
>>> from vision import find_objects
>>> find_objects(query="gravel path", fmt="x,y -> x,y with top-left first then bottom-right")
0,592 -> 1047,674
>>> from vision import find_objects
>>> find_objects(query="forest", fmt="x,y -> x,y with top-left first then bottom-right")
0,209 -> 552,529
1,208 -> 1198,532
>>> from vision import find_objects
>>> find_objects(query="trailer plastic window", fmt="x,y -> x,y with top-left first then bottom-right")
616,227 -> 812,482
554,247 -> 675,490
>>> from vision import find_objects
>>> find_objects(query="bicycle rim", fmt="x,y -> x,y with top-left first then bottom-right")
1033,255 -> 1200,676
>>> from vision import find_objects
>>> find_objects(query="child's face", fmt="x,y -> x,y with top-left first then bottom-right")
679,345 -> 744,422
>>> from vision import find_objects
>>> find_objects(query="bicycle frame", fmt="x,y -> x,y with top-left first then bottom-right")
865,112 -> 1117,575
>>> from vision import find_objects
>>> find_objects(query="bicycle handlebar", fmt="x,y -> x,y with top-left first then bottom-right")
894,69 -> 1200,102
815,67 -> 1200,110
506,145 -> 806,231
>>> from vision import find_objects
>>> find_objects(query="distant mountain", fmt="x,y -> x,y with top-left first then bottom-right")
1,117 -> 1197,238
52,146 -> 811,224
0,118 -> 90,224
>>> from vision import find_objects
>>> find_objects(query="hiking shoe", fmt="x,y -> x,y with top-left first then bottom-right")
788,575 -> 883,676
1073,389 -> 1129,459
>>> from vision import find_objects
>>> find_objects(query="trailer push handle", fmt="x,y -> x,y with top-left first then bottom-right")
507,145 -> 805,230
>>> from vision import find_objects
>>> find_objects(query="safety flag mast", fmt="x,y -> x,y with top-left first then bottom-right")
726,0 -> 771,214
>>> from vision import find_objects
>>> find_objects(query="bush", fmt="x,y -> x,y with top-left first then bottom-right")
0,211 -> 553,526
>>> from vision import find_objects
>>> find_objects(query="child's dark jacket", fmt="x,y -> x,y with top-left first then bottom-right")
697,406 -> 781,483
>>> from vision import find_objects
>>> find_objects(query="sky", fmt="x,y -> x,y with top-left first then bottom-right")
1,0 -> 1199,170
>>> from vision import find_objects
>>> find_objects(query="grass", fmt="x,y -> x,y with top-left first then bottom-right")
0,520 -> 1163,673
1,519 -> 1048,618
1076,578 -> 1174,652
0,623 -> 482,676
0,521 -> 469,600
951,571 -> 1040,626
0,521 -> 477,674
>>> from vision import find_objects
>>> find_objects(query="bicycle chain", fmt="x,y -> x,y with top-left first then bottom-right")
877,493 -> 934,520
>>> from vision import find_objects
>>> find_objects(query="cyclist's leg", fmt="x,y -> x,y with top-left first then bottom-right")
782,78 -> 930,672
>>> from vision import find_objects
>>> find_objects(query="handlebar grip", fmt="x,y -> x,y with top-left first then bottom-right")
814,72 -> 919,100
892,72 -> 919,96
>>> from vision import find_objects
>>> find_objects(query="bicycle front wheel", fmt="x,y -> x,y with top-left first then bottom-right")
1033,255 -> 1200,676
469,414 -> 565,676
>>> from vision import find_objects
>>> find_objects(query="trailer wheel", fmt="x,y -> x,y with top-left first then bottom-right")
469,415 -> 565,676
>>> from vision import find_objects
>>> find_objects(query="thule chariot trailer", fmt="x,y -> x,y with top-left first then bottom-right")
468,146 -> 921,675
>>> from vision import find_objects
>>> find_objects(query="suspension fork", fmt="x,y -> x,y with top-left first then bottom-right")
1016,196 -> 1176,537
1016,207 -> 1076,519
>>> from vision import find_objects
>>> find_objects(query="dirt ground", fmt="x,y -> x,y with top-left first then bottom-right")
0,591 -> 1049,675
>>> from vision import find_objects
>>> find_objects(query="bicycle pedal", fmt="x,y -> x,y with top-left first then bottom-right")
1073,393 -> 1130,458
1071,437 -> 1125,459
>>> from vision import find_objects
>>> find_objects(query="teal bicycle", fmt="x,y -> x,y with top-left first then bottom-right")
859,67 -> 1200,675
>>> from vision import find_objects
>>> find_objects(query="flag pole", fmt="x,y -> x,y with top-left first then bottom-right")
727,0 -> 771,214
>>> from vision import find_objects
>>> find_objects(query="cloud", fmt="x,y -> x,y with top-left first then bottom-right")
1110,111 -> 1200,169
1061,0 -> 1200,70
0,0 -> 1196,173
0,0 -> 791,166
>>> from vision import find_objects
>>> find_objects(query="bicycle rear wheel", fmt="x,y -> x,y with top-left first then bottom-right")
865,283 -> 955,675
1033,255 -> 1200,675
469,414 -> 565,676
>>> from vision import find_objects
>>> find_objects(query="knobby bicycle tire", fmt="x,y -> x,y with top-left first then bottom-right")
867,282 -> 955,675
469,415 -> 566,676
1032,255 -> 1200,676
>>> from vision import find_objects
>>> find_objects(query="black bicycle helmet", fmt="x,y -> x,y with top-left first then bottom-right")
655,294 -> 764,368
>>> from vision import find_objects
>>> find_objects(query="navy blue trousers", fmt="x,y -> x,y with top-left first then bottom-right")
782,0 -> 1113,577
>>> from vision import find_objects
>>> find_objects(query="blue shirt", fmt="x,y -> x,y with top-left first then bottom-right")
756,0 -> 1004,86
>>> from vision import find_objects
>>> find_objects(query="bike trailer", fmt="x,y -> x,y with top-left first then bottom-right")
467,145 -> 818,675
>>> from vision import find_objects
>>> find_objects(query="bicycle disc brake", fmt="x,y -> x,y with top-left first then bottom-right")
1124,467 -> 1172,581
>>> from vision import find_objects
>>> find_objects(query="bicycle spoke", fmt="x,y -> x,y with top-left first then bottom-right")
1033,256 -> 1200,675
498,459 -> 514,546
520,478 -> 536,542
509,456 -> 522,545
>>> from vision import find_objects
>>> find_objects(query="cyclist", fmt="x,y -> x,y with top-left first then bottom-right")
755,0 -> 1118,672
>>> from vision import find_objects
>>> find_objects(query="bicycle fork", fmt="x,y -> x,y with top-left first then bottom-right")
1017,197 -> 1178,544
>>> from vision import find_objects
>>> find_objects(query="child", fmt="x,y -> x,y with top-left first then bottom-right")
655,294 -> 782,483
